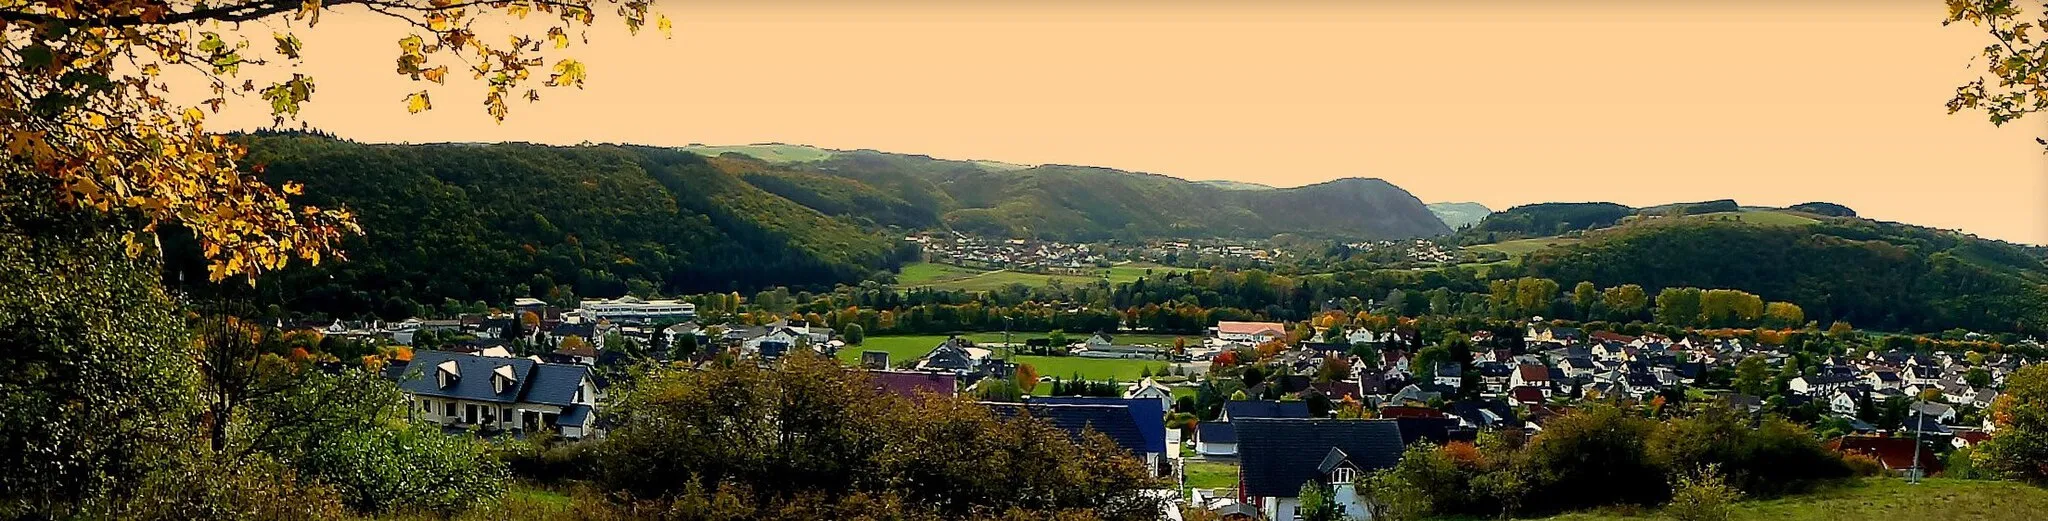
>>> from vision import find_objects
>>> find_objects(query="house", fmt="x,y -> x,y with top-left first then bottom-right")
1030,397 -> 1171,476
1197,401 -> 1313,457
1476,362 -> 1514,393
1124,377 -> 1176,412
1560,357 -> 1596,378
1214,321 -> 1287,344
392,350 -> 601,438
1789,373 -> 1860,396
1450,400 -> 1521,431
1829,389 -> 1865,416
1235,418 -> 1405,521
578,296 -> 696,323
1432,362 -> 1463,388
1511,364 -> 1553,396
1510,386 -> 1547,406
916,336 -> 994,376
867,370 -> 957,399
988,402 -> 1162,473
1910,402 -> 1957,423
859,351 -> 891,370
1826,436 -> 1942,477
1952,430 -> 1993,449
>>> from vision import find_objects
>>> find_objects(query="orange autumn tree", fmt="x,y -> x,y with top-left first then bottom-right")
0,0 -> 668,281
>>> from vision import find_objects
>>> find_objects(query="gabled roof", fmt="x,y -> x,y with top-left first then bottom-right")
1223,400 -> 1311,421
1216,321 -> 1287,336
397,350 -> 589,406
1235,419 -> 1405,498
1517,364 -> 1550,382
986,402 -> 1150,456
1827,436 -> 1942,474
1032,397 -> 1167,454
1198,420 -> 1238,444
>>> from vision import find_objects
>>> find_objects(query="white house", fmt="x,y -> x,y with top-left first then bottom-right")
578,296 -> 696,322
393,350 -> 601,439
1124,377 -> 1175,412
1510,364 -> 1553,397
1235,418 -> 1404,521
1789,373 -> 1859,396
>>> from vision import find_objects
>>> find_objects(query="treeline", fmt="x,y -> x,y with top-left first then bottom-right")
1525,219 -> 2048,335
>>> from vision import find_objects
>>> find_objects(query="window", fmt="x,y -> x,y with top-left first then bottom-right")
1330,467 -> 1357,484
445,402 -> 455,417
419,399 -> 430,412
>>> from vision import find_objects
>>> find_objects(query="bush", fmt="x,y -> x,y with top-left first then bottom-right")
1664,466 -> 1740,521
122,454 -> 345,521
301,423 -> 508,515
1842,453 -> 1887,477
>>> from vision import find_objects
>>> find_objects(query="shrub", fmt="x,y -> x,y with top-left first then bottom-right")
1842,453 -> 1887,477
123,454 -> 345,521
1664,466 -> 1741,521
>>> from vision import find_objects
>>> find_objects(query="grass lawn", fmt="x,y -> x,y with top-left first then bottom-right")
1538,478 -> 2048,521
1013,355 -> 1173,382
1183,460 -> 1240,490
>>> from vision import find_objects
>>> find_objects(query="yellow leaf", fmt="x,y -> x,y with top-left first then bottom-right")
423,65 -> 448,84
183,107 -> 205,124
398,34 -> 424,55
548,27 -> 569,49
282,181 -> 305,195
405,91 -> 432,113
658,15 -> 674,38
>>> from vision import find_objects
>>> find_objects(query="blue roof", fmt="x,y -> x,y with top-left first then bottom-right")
987,402 -> 1151,456
1033,397 -> 1166,454
1223,400 -> 1311,421
555,404 -> 591,426
1199,420 -> 1238,444
396,350 -> 589,406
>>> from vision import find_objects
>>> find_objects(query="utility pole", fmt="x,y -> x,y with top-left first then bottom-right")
1003,315 -> 1013,359
1909,396 -> 1924,484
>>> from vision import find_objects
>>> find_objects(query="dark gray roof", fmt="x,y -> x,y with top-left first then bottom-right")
396,350 -> 589,406
986,402 -> 1150,456
554,404 -> 591,426
1032,397 -> 1167,454
1316,447 -> 1350,474
1235,418 -> 1405,498
1223,400 -> 1312,421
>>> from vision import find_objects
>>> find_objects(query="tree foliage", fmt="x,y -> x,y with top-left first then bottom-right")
1944,0 -> 2048,150
1977,363 -> 2048,483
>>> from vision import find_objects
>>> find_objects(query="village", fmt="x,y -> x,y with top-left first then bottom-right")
340,295 -> 2039,521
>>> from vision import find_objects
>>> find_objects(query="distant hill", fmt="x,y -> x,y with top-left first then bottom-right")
789,150 -> 1450,241
193,134 -> 911,318
1456,202 -> 1636,243
1196,180 -> 1277,191
1427,202 -> 1493,230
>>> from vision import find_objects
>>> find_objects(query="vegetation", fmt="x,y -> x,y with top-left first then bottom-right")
1456,202 -> 1635,243
1542,478 -> 2048,521
596,352 -> 1164,520
1975,364 -> 2048,484
1943,0 -> 2048,150
1428,202 -> 1494,230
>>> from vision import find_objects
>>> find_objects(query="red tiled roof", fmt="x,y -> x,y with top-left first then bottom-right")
1216,321 -> 1286,336
1510,386 -> 1546,404
1517,364 -> 1550,382
869,370 -> 957,399
1378,406 -> 1445,419
1591,331 -> 1638,343
1826,436 -> 1943,474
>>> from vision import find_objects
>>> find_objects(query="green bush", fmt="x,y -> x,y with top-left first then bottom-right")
1664,466 -> 1741,521
301,423 -> 508,515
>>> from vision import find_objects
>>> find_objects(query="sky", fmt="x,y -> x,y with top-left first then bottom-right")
207,0 -> 2048,244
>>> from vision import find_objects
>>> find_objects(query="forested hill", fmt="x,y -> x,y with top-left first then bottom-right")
694,146 -> 1453,241
1520,218 -> 2048,334
183,134 -> 911,318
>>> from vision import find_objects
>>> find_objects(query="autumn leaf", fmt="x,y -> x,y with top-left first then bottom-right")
405,91 -> 432,113
423,65 -> 449,84
659,15 -> 674,38
274,33 -> 303,60
548,27 -> 570,49
547,59 -> 587,88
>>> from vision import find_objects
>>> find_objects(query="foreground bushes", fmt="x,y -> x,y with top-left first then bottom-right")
1368,401 -> 1849,520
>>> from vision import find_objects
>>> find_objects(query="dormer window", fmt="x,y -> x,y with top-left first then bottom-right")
1330,467 -> 1357,484
492,364 -> 516,394
435,360 -> 460,389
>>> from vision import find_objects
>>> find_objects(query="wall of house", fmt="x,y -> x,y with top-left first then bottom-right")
410,395 -> 566,432
1196,441 -> 1236,456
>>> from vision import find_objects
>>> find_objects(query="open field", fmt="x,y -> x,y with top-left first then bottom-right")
1537,478 -> 2048,521
898,261 -> 1190,292
679,144 -> 835,163
1183,460 -> 1240,490
1684,209 -> 1821,226
1466,236 -> 1582,258
840,333 -> 1195,381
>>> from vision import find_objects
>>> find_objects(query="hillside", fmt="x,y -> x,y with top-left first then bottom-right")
1520,216 -> 2048,334
800,152 -> 1450,241
1427,202 -> 1493,230
186,134 -> 909,318
680,145 -> 1450,241
1456,202 -> 1636,243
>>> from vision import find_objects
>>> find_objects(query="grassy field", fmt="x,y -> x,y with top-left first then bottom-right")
679,144 -> 835,163
898,261 -> 1189,292
1467,236 -> 1582,258
1683,210 -> 1821,227
840,333 -> 1192,381
1183,460 -> 1241,490
1539,479 -> 2048,521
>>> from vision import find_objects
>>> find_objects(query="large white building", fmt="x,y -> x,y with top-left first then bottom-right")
578,296 -> 696,322
393,350 -> 602,438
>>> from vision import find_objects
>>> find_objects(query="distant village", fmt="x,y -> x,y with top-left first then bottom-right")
315,294 -> 2040,521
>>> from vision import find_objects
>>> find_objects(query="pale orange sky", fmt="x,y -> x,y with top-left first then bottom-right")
208,0 -> 2048,244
